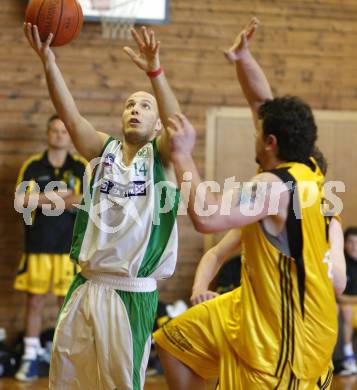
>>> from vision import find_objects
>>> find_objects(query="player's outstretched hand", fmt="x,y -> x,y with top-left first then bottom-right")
123,26 -> 160,72
190,290 -> 219,305
224,17 -> 259,63
24,22 -> 55,64
167,113 -> 196,161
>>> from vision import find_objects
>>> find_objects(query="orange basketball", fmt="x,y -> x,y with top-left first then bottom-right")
25,0 -> 83,47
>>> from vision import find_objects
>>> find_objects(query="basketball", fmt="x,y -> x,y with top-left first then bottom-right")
25,0 -> 83,46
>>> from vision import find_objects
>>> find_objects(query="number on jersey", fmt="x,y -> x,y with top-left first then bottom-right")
134,162 -> 148,177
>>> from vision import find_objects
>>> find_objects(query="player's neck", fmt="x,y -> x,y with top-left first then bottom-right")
121,140 -> 146,166
47,147 -> 67,168
261,156 -> 285,171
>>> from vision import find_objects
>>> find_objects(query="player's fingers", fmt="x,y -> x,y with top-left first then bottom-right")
241,32 -> 248,46
32,25 -> 42,48
44,32 -> 54,48
251,16 -> 260,26
123,47 -> 146,69
154,41 -> 160,55
24,23 -> 34,45
131,27 -> 145,50
175,113 -> 188,128
247,24 -> 258,40
246,16 -> 258,31
23,22 -> 30,37
168,117 -> 180,130
149,30 -> 156,50
141,26 -> 151,47
123,46 -> 138,60
166,126 -> 176,138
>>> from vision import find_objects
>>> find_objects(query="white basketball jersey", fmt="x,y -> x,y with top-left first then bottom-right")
70,138 -> 179,279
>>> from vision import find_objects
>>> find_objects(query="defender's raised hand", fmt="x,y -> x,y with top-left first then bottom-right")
123,26 -> 160,72
24,22 -> 55,64
224,17 -> 259,63
167,113 -> 196,160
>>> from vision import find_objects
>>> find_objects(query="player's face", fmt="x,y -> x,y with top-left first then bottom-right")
122,91 -> 160,144
345,235 -> 357,260
47,119 -> 71,150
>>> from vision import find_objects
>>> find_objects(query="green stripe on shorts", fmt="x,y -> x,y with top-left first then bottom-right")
116,289 -> 158,390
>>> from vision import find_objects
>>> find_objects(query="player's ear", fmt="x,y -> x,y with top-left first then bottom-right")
265,134 -> 277,151
154,118 -> 162,133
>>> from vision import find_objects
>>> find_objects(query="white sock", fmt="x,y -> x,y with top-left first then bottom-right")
23,337 -> 41,360
344,343 -> 354,358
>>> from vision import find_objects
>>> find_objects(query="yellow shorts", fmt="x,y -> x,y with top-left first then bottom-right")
14,253 -> 78,296
153,290 -> 333,390
352,305 -> 357,329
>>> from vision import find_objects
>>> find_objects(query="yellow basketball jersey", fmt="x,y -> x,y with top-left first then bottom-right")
228,161 -> 337,380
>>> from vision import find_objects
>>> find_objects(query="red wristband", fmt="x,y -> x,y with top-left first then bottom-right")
146,67 -> 163,78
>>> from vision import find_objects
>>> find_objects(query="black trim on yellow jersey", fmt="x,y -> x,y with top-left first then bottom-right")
317,368 -> 333,389
287,371 -> 300,390
275,255 -> 295,381
270,168 -> 305,318
275,254 -> 287,378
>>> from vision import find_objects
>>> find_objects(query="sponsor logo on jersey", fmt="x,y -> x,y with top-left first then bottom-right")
104,153 -> 115,167
137,146 -> 150,158
100,179 -> 147,198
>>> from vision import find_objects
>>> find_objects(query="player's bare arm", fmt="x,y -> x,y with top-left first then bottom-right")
124,26 -> 181,166
191,229 -> 241,305
224,18 -> 273,121
23,23 -> 109,161
15,184 -> 83,212
168,113 -> 289,233
329,217 -> 347,296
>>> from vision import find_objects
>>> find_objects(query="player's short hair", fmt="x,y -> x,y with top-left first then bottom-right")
47,114 -> 61,130
258,96 -> 317,163
345,227 -> 357,240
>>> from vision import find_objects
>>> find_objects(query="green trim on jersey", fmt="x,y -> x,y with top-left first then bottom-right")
70,137 -> 115,262
138,140 -> 180,277
69,181 -> 93,262
115,289 -> 158,390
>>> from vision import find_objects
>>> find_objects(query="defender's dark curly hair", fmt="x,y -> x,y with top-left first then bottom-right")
258,96 -> 317,162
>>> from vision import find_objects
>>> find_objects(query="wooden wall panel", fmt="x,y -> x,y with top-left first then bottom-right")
1,0 -> 357,342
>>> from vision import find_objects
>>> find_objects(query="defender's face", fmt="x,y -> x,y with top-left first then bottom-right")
346,235 -> 357,260
47,119 -> 70,150
122,92 -> 160,144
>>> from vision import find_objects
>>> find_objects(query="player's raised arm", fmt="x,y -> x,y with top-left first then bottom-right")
24,23 -> 109,161
124,26 -> 181,165
167,113 -> 289,233
329,217 -> 347,296
191,229 -> 241,305
224,18 -> 273,120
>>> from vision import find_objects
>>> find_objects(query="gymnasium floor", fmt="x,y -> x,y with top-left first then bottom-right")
0,375 -> 356,389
